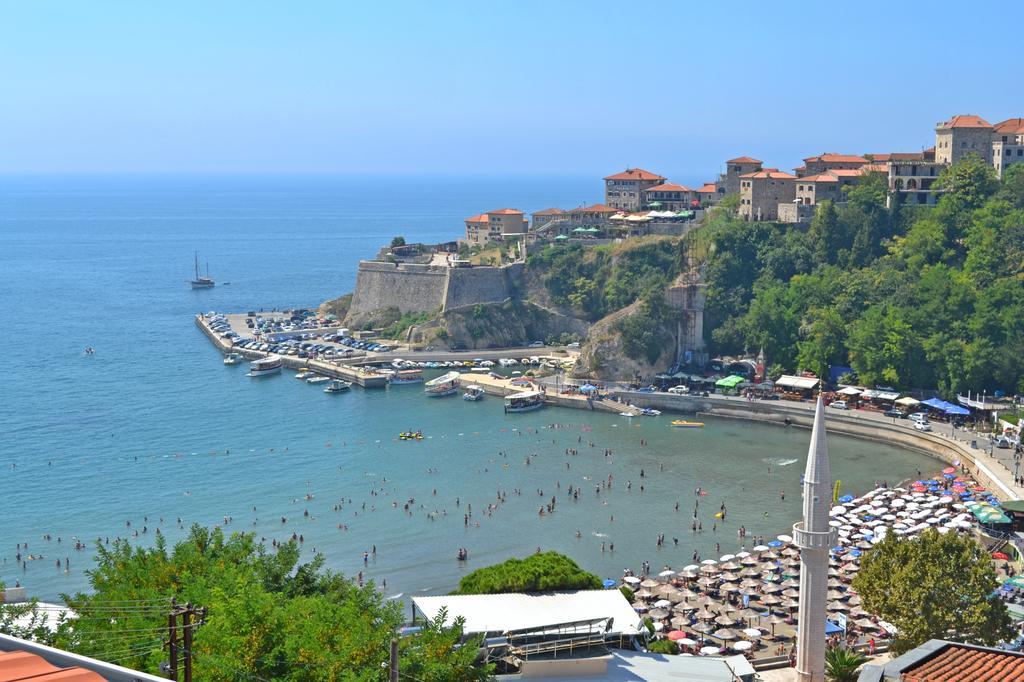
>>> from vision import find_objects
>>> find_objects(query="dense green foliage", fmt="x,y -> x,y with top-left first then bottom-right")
379,308 -> 436,339
453,551 -> 602,594
702,160 -> 1024,392
647,638 -> 678,655
390,236 -> 406,247
42,526 -> 491,681
616,292 -> 679,365
852,529 -> 1013,654
529,238 -> 683,321
825,645 -> 868,682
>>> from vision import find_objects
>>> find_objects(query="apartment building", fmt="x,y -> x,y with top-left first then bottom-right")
464,208 -> 528,245
643,183 -> 696,211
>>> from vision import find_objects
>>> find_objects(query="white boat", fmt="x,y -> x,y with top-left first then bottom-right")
223,353 -> 243,365
390,369 -> 423,385
463,385 -> 485,401
504,390 -> 544,413
425,371 -> 460,397
469,366 -> 489,373
248,355 -> 282,377
324,379 -> 352,393
641,408 -> 661,417
189,251 -> 215,289
295,369 -> 314,379
306,375 -> 330,384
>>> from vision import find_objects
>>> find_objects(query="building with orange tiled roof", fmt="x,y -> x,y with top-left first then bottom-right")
858,638 -> 1024,681
643,183 -> 696,211
738,168 -> 796,221
464,208 -> 527,246
935,114 -> 994,166
800,153 -> 869,177
603,168 -> 666,211
0,633 -> 167,682
992,117 -> 1024,177
529,208 -> 566,231
720,156 -> 763,194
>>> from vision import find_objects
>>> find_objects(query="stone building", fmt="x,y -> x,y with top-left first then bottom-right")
530,208 -> 566,231
695,183 -> 723,206
935,114 -> 994,165
886,150 -> 943,206
604,168 -> 666,211
719,156 -> 762,195
642,183 -> 696,211
738,168 -> 796,221
992,117 -> 1024,177
464,208 -> 528,246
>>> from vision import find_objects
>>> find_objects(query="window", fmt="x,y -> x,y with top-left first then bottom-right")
1018,149 -> 1023,156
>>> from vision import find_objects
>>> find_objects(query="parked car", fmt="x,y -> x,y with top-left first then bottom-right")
528,341 -> 545,348
909,412 -> 929,424
914,421 -> 932,432
830,400 -> 848,410
884,409 -> 906,419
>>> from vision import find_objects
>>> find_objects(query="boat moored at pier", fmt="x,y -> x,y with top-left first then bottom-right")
248,355 -> 283,377
324,379 -> 352,393
504,390 -> 544,413
424,371 -> 460,397
463,385 -> 485,401
223,352 -> 243,365
390,369 -> 423,385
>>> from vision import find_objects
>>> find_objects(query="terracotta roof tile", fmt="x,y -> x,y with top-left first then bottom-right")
937,114 -> 992,129
861,163 -> 889,173
994,117 -> 1024,134
739,169 -> 796,180
0,651 -> 107,682
575,203 -> 619,213
603,168 -> 666,181
798,173 -> 840,183
901,644 -> 1024,681
802,153 -> 869,164
487,208 -> 523,215
727,156 -> 762,164
531,208 -> 565,215
465,213 -> 490,223
645,183 -> 693,193
696,183 -> 719,193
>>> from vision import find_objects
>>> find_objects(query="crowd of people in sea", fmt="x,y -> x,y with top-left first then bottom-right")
2,419 -> 941,613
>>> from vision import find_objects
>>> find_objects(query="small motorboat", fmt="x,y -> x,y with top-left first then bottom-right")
295,368 -> 313,379
223,353 -> 243,365
671,419 -> 704,428
306,375 -> 330,384
399,431 -> 424,441
324,379 -> 352,393
641,408 -> 661,417
463,385 -> 485,401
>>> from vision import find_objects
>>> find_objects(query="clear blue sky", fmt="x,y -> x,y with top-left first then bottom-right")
1,1 -> 1019,181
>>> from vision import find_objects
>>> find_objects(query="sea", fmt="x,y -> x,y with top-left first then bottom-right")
0,174 -> 938,603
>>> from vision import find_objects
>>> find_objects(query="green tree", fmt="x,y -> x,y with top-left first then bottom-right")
796,308 -> 847,379
390,236 -> 406,247
808,200 -> 842,265
935,154 -> 999,213
454,552 -> 601,595
53,526 -> 493,681
847,305 -> 920,387
852,530 -> 1013,655
825,645 -> 868,682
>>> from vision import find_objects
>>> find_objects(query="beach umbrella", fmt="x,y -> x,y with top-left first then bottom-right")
761,595 -> 782,605
782,588 -> 800,598
781,599 -> 799,609
762,584 -> 784,594
720,584 -> 741,594
649,609 -> 670,619
714,614 -> 738,626
679,588 -> 700,599
634,589 -> 654,599
667,630 -> 687,641
719,554 -> 736,562
697,577 -> 718,587
692,621 -> 715,633
699,646 -> 721,656
752,544 -> 769,552
740,556 -> 760,567
623,576 -> 641,584
720,562 -> 742,571
738,608 -> 761,619
670,615 -> 690,628
641,579 -> 659,588
742,627 -> 762,638
658,569 -> 676,578
695,609 -> 716,620
828,601 -> 849,612
735,551 -> 751,558
720,571 -> 741,581
714,628 -> 738,641
777,534 -> 793,543
740,588 -> 760,597
602,579 -> 618,589
732,640 -> 753,651
767,540 -> 783,548
827,590 -> 846,600
847,595 -> 862,606
854,618 -> 876,629
700,564 -> 720,574
681,564 -> 699,573
781,578 -> 800,588
653,599 -> 672,609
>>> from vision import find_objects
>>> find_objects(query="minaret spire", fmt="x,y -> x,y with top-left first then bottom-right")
793,395 -> 837,681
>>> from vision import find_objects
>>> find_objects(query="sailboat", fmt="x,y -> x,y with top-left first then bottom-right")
190,252 -> 215,289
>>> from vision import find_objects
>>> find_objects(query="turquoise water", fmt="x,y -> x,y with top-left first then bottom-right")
0,175 -> 938,602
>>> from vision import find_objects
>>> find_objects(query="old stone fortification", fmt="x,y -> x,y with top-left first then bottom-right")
347,261 -> 523,320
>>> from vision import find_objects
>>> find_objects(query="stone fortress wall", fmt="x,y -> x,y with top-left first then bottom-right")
348,261 -> 522,318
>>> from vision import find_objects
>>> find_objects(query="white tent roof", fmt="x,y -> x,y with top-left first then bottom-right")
412,590 -> 642,635
895,396 -> 920,406
776,375 -> 819,390
837,386 -> 863,396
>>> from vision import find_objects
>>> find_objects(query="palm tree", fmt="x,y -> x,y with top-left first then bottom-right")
825,645 -> 868,682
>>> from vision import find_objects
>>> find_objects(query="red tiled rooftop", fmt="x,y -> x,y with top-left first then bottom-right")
574,203 -> 619,213
487,208 -> 523,215
740,169 -> 797,180
0,651 -> 106,682
531,208 -> 564,215
727,156 -> 761,164
937,114 -> 992,129
646,183 -> 693,193
799,173 -> 839,183
901,644 -> 1024,681
803,153 -> 869,164
695,183 -> 719,193
603,168 -> 666,181
995,117 -> 1024,134
861,163 -> 889,173
465,213 -> 490,223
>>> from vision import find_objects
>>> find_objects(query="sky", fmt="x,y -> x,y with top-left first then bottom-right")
1,0 -> 1020,181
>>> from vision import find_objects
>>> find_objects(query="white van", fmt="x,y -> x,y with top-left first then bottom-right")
830,400 -> 848,410
909,412 -> 929,424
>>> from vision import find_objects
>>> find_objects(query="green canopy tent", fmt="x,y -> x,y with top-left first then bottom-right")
584,227 -> 602,234
554,234 -> 569,241
571,227 -> 587,234
715,374 -> 746,395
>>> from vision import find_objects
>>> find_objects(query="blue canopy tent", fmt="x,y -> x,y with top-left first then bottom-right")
579,384 -> 598,393
921,397 -> 970,415
797,620 -> 846,636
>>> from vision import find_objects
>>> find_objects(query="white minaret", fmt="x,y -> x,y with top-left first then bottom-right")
793,396 -> 838,681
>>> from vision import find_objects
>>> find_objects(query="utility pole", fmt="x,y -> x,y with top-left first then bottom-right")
166,600 -> 205,681
389,638 -> 399,682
